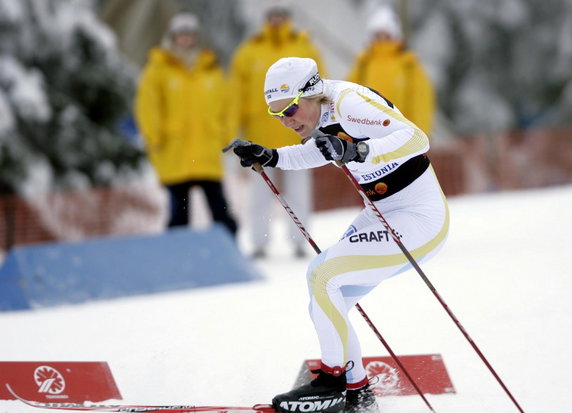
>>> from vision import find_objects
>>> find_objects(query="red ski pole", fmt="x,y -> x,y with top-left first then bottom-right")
251,162 -> 437,413
337,163 -> 526,413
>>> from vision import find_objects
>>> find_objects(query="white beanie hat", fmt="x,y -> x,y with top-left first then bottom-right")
168,12 -> 200,35
264,57 -> 323,104
366,6 -> 403,40
263,0 -> 292,18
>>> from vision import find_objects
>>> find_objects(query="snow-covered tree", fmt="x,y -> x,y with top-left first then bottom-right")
0,0 -> 146,196
410,0 -> 572,135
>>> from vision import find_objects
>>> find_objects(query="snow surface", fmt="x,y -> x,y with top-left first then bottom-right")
1,184 -> 571,413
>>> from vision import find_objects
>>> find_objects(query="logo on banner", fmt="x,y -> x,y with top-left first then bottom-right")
34,366 -> 65,395
365,361 -> 401,396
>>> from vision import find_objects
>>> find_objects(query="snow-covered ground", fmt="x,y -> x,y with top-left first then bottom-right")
1,184 -> 571,413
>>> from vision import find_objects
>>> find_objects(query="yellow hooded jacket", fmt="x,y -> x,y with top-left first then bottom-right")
135,47 -> 227,185
346,41 -> 436,136
228,21 -> 325,148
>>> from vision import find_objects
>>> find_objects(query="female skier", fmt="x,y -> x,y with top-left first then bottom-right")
231,57 -> 449,413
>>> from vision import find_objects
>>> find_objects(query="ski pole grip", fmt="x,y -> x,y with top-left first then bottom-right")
252,162 -> 263,173
222,137 -> 250,153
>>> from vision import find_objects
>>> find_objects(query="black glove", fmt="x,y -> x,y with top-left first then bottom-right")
314,135 -> 369,163
232,140 -> 278,168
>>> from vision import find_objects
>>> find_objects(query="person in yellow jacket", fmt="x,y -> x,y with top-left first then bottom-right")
135,12 -> 237,236
228,4 -> 326,258
346,5 -> 436,136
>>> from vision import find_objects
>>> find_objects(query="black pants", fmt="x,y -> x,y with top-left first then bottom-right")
165,180 -> 238,237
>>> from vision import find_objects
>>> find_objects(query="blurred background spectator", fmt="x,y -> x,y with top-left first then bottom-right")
346,4 -> 435,136
227,2 -> 326,259
135,12 -> 238,236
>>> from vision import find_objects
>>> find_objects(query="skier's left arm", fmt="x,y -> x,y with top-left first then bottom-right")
337,89 -> 430,165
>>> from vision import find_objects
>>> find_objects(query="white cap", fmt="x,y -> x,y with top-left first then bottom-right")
168,12 -> 200,35
264,57 -> 323,104
366,6 -> 403,40
263,0 -> 292,18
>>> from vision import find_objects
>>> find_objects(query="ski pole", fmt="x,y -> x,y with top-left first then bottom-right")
248,161 -> 437,413
337,162 -> 526,413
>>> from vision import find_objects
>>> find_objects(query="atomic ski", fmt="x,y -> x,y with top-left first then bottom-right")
5,384 -> 276,413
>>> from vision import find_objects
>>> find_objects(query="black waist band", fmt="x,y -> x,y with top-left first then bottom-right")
360,154 -> 430,201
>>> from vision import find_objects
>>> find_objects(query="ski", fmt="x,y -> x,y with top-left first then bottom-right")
5,384 -> 276,413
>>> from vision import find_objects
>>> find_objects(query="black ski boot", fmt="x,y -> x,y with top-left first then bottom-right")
344,383 -> 378,413
273,363 -> 347,413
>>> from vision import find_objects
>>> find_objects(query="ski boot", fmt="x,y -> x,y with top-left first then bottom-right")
344,382 -> 378,413
273,363 -> 347,413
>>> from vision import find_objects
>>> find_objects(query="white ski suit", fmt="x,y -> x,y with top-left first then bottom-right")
275,79 -> 449,387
